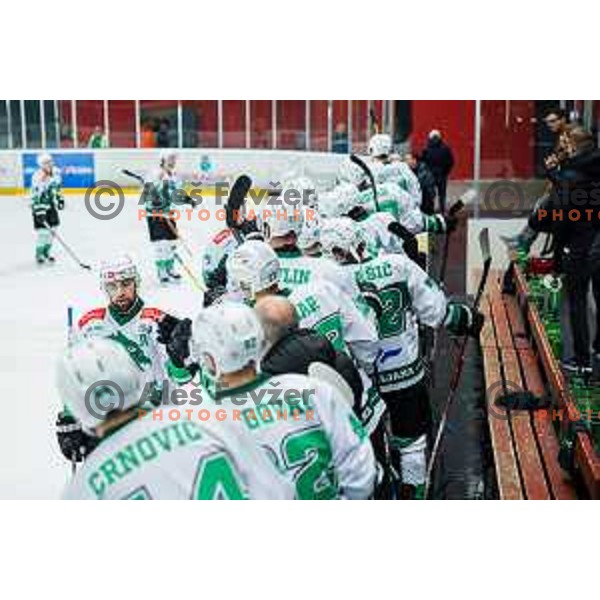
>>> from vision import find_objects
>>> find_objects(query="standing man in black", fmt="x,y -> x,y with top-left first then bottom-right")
404,151 -> 437,215
421,130 -> 455,213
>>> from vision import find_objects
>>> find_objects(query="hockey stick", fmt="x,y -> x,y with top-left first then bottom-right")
172,251 -> 205,292
438,198 -> 466,284
424,227 -> 491,499
438,188 -> 477,285
350,154 -> 380,212
65,306 -> 79,476
42,223 -> 92,270
225,174 -> 253,244
121,168 -> 144,184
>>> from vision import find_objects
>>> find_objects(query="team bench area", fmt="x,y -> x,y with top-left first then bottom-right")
479,263 -> 600,499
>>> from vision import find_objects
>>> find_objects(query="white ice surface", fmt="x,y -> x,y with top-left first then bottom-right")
0,194 -> 222,498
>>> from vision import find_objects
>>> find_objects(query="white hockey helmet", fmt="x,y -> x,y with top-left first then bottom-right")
261,202 -> 304,240
338,156 -> 366,186
326,182 -> 361,218
228,240 -> 281,299
192,302 -> 265,376
99,255 -> 141,293
320,217 -> 364,263
297,208 -> 322,253
160,150 -> 177,168
376,161 -> 407,187
56,338 -> 145,432
368,133 -> 393,158
37,153 -> 53,168
285,176 -> 318,209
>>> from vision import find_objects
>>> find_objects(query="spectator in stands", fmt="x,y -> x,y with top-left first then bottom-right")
88,126 -> 107,148
141,120 -> 156,148
502,108 -> 576,253
421,129 -> 454,212
404,151 -> 437,214
332,122 -> 349,154
156,118 -> 172,148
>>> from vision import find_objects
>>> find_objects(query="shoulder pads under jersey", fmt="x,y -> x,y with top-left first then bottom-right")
78,308 -> 107,329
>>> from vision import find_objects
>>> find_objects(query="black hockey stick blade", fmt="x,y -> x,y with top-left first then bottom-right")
448,198 -> 465,216
349,154 -> 379,211
473,227 -> 492,310
226,175 -> 253,243
121,169 -> 145,184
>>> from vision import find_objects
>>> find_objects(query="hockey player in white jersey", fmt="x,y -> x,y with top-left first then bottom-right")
142,151 -> 198,284
55,256 -> 197,465
58,337 -> 293,500
331,168 -> 458,271
321,181 -> 404,257
320,217 -> 484,499
188,302 -> 376,499
30,153 -> 64,264
227,240 -> 385,435
77,255 -> 196,386
260,199 -> 370,316
366,133 -> 422,204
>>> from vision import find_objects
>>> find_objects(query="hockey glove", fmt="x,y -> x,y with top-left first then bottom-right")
56,411 -> 97,463
157,313 -> 181,345
167,318 -> 198,375
33,212 -> 48,228
388,221 -> 419,262
57,196 -> 65,210
444,303 -> 484,338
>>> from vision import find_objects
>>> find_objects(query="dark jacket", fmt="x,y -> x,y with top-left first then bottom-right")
261,327 -> 364,407
412,160 -> 437,214
421,138 -> 455,180
534,148 -> 600,270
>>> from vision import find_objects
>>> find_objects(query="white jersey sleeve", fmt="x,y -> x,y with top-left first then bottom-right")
290,280 -> 379,371
310,378 -> 376,499
399,254 -> 447,328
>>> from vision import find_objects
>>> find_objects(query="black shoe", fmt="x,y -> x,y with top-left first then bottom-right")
561,358 -> 591,376
168,270 -> 182,281
159,275 -> 170,284
46,255 -> 56,263
36,256 -> 45,265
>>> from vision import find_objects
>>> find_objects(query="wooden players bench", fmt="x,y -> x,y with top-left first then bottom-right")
479,269 -> 577,499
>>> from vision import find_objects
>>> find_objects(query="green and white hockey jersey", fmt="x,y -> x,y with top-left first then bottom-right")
31,167 -> 63,216
353,211 -> 404,258
187,372 -> 376,499
275,248 -> 373,319
62,412 -> 293,499
289,279 -> 385,434
359,183 -> 448,236
75,298 -> 192,393
370,159 -> 422,205
290,279 -> 378,370
350,253 -> 449,392
143,167 -> 182,213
